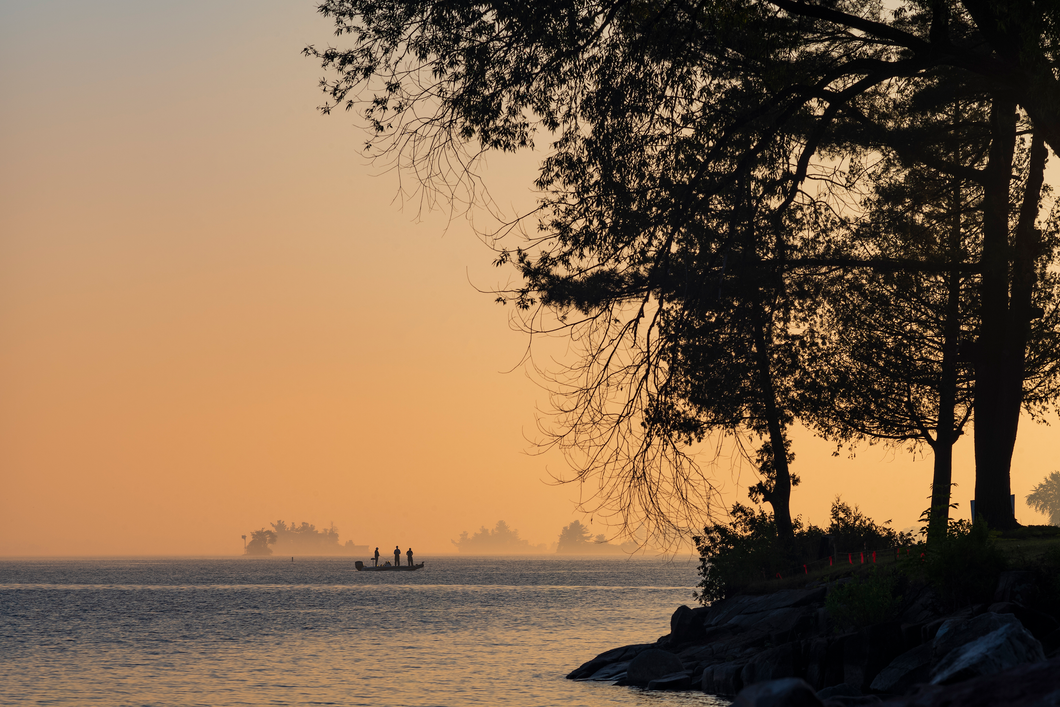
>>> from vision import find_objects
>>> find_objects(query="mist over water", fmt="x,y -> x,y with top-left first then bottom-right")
2,556 -> 730,706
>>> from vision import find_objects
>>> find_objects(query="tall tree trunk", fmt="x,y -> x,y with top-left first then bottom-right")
974,100 -> 1018,529
928,109 -> 969,543
928,175 -> 963,544
749,299 -> 795,551
973,100 -> 1047,530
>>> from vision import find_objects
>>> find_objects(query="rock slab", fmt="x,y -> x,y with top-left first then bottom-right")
626,648 -> 684,685
732,677 -> 823,707
930,617 -> 1045,685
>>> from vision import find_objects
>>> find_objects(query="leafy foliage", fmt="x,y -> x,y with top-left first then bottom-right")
694,497 -> 911,603
825,566 -> 902,632
923,519 -> 1007,609
828,497 -> 907,554
694,503 -> 824,603
307,0 -> 1060,538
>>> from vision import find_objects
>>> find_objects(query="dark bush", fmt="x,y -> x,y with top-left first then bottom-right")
924,520 -> 1007,609
828,497 -> 906,554
825,566 -> 902,631
693,503 -> 825,603
694,498 -> 914,604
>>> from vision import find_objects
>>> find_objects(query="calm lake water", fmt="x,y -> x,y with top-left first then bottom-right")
0,556 -> 730,707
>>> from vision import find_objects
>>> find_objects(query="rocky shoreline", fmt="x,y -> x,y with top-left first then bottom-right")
568,571 -> 1060,705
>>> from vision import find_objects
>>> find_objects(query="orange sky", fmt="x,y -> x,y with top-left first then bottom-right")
1,1 -> 1056,557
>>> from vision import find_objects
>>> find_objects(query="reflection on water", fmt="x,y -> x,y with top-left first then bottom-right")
1,557 -> 730,707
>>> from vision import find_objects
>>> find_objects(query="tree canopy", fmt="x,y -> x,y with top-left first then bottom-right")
307,0 -> 1060,540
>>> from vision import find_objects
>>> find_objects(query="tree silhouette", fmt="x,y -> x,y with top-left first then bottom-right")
799,79 -> 1060,541
307,0 -> 1060,535
1027,471 -> 1060,526
243,521 -> 367,556
246,528 -> 276,556
451,520 -> 546,553
556,521 -> 592,553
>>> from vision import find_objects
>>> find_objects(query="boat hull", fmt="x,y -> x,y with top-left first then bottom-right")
355,561 -> 424,571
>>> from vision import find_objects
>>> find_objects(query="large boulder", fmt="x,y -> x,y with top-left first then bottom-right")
873,656 -> 1060,707
728,606 -> 818,639
869,642 -> 932,694
668,604 -> 707,645
646,671 -> 692,691
566,643 -> 653,680
804,636 -> 848,691
930,615 -> 1045,685
817,683 -> 862,700
987,601 -> 1060,641
626,648 -> 684,685
993,570 -> 1036,605
702,660 -> 747,696
585,660 -> 630,682
803,638 -> 829,691
897,585 -> 942,626
742,642 -> 800,686
732,677 -> 824,707
704,587 -> 827,629
844,623 -> 905,692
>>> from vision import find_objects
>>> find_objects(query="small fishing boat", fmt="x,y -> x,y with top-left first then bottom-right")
355,561 -> 425,572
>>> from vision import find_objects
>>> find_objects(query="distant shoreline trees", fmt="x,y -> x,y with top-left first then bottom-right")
451,520 -> 641,554
243,521 -> 369,556
451,520 -> 548,554
556,521 -> 639,555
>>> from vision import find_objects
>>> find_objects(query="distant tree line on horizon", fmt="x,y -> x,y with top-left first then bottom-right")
451,520 -> 640,555
245,520 -> 369,556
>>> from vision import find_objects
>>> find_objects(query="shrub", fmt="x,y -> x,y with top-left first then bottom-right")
693,503 -> 824,603
924,519 -> 1007,609
825,566 -> 902,631
828,497 -> 906,554
693,498 -> 909,605
694,504 -> 782,603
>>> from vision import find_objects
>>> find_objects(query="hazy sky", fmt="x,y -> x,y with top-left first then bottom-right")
2,0 -> 1056,556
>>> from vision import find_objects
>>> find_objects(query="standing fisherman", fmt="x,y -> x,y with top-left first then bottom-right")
394,545 -> 401,567
373,547 -> 380,567
406,548 -> 414,567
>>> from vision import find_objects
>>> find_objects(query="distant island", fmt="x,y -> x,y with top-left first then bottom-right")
451,520 -> 549,554
244,520 -> 369,556
556,520 -> 640,555
451,519 -> 638,555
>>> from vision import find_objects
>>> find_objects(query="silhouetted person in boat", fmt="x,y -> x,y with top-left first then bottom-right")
406,548 -> 414,566
394,546 -> 401,567
373,547 -> 380,567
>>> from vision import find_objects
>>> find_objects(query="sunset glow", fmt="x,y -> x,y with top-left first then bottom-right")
2,0 -> 1057,558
